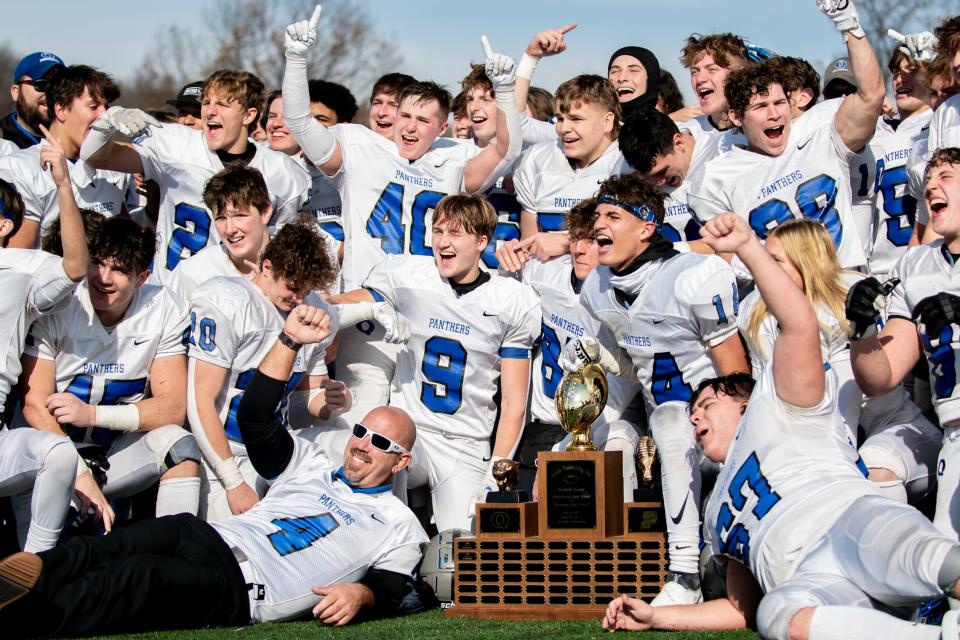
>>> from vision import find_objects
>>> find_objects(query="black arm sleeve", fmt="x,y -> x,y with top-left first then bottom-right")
236,370 -> 294,479
358,569 -> 409,620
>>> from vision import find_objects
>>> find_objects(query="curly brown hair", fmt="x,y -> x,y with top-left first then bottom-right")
724,60 -> 784,119
935,15 -> 960,58
596,173 -> 666,228
681,33 -> 750,70
260,221 -> 337,293
929,147 -> 960,173
564,198 -> 598,240
461,63 -> 493,97
769,56 -> 820,108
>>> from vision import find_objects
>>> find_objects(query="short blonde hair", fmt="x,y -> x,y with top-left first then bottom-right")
433,194 -> 497,240
203,69 -> 265,113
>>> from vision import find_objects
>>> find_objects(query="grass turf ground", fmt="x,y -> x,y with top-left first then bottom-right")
85,609 -> 760,640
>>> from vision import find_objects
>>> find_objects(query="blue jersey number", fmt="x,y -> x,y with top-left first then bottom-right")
876,162 -> 915,248
482,191 -> 521,269
651,352 -> 693,405
64,375 -> 148,446
268,513 -> 339,556
540,323 -> 564,399
712,283 -> 740,325
167,203 -> 211,271
922,325 -> 959,401
660,217 -> 703,243
747,174 -> 842,247
715,451 -> 781,566
367,182 -> 444,256
420,336 -> 467,414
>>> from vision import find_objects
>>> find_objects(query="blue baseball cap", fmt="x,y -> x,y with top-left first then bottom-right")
13,52 -> 65,83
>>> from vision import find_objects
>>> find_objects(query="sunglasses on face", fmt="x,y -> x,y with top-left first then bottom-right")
19,78 -> 50,92
352,423 -> 409,454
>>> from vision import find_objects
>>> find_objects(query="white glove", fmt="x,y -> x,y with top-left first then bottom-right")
559,336 -> 604,373
467,456 -> 508,519
816,0 -> 865,38
901,31 -> 938,63
481,35 -> 517,113
373,302 -> 410,344
92,106 -> 161,139
284,4 -> 322,57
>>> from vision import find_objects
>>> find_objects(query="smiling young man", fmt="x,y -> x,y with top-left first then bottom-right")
0,65 -> 129,249
282,8 -> 521,428
330,194 -> 539,532
0,308 -> 428,636
17,216 -> 202,522
78,69 -> 309,274
562,173 -> 747,606
605,210 -> 960,640
688,0 -> 884,275
186,221 -> 344,522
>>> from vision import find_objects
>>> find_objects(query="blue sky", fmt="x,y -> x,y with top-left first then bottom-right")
0,0 -> 940,102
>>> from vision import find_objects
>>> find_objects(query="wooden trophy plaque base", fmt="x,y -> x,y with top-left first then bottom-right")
447,450 -> 668,620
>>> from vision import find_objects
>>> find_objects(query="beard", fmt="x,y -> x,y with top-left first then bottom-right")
16,91 -> 49,132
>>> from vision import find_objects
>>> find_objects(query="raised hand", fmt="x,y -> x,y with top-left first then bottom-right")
816,0 -> 865,37
282,304 -> 332,345
285,4 -> 322,56
699,213 -> 755,255
526,24 -> 577,58
889,29 -> 938,63
481,35 -> 517,93
92,106 -> 161,138
38,124 -> 69,187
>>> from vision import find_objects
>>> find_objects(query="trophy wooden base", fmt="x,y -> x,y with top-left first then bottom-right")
538,450 -> 623,539
476,502 -> 539,538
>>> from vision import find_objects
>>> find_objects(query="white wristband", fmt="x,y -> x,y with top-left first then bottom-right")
95,404 -> 140,432
213,456 -> 245,491
517,53 -> 539,80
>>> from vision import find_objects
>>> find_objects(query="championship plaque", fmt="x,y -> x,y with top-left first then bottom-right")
477,459 -> 538,537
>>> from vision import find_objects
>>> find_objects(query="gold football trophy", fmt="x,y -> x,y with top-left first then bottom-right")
554,363 -> 609,451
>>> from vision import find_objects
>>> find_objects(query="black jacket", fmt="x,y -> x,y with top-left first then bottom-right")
0,112 -> 41,149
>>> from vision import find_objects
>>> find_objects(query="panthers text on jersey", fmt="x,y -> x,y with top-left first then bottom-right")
364,255 -> 540,440
328,124 -> 480,290
134,125 -> 309,272
20,281 -> 189,445
0,145 -> 129,246
579,252 -> 739,411
187,276 -> 334,444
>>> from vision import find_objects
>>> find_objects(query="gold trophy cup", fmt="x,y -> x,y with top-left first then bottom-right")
555,363 -> 609,451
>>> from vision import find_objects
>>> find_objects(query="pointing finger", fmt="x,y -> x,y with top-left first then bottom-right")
886,28 -> 906,43
481,35 -> 494,60
309,4 -> 323,29
559,23 -> 577,34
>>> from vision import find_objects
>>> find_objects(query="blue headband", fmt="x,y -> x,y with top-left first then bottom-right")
597,194 -> 660,230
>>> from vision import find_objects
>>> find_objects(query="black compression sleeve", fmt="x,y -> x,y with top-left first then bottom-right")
236,370 -> 294,479
358,569 -> 409,619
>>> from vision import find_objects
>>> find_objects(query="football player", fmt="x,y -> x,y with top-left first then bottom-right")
331,194 -> 539,532
187,220 -> 343,521
688,0 -> 885,274
282,6 -> 521,427
0,135 -> 107,552
850,147 -> 960,541
78,69 -> 309,273
17,216 -> 202,520
562,173 -> 748,606
0,66 -> 129,249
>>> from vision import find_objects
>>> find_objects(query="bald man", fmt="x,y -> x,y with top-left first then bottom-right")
0,305 -> 427,638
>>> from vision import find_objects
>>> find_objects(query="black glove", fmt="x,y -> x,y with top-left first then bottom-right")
913,292 -> 960,343
845,277 -> 899,341
78,445 -> 110,488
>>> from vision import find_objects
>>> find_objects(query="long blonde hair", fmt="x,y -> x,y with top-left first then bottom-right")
745,219 -> 851,353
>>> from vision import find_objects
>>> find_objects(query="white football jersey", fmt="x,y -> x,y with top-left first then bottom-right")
164,243 -> 243,303
299,154 -> 344,244
513,138 -> 630,233
928,93 -> 960,151
867,111 -> 933,277
187,277 -> 334,443
134,125 -> 309,273
210,437 -> 427,623
0,145 -> 129,246
0,138 -> 17,158
887,241 -> 960,426
329,124 -> 480,290
661,123 -> 723,246
688,104 -> 867,270
482,172 -> 523,270
680,114 -> 745,156
521,255 -> 640,424
579,252 -> 739,410
908,131 -> 931,226
365,255 -> 540,440
704,364 -> 878,592
21,281 -> 188,445
0,249 -> 75,413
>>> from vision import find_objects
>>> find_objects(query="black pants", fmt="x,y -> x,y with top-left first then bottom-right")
2,514 -> 250,638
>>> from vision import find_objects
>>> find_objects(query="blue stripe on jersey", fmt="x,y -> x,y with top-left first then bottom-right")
332,467 -> 393,494
366,288 -> 385,303
499,347 -> 531,359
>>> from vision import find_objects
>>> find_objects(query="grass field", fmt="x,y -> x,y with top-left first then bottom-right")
86,609 -> 760,640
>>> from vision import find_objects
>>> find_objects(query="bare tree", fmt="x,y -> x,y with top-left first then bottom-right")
124,0 -> 402,114
857,0 -> 960,72
0,42 -> 20,117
